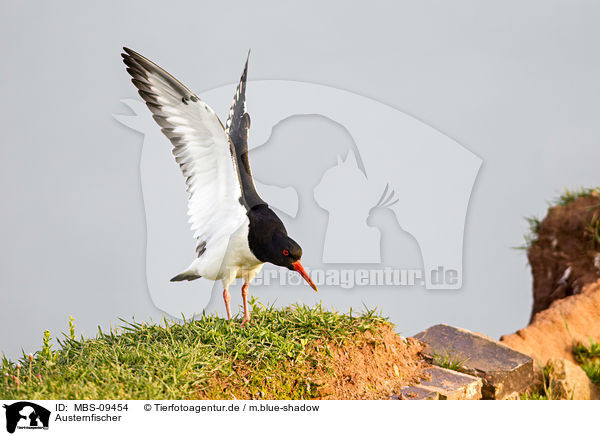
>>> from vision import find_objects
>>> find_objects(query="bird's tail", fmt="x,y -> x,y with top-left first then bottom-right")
170,270 -> 202,282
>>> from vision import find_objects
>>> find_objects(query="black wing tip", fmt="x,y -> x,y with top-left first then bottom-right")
122,46 -> 139,57
122,47 -> 148,67
121,49 -> 143,74
121,47 -> 137,62
235,50 -> 250,85
243,50 -> 250,77
121,47 -> 152,71
121,47 -> 194,100
121,47 -> 155,74
238,51 -> 250,93
225,51 -> 251,133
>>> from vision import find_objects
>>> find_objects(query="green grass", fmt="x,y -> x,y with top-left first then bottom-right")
580,361 -> 600,385
553,187 -> 599,207
519,363 -> 554,400
0,301 -> 388,400
515,215 -> 541,250
586,212 -> 600,250
520,391 -> 549,400
516,187 -> 600,251
431,350 -> 468,371
573,339 -> 600,362
573,339 -> 600,385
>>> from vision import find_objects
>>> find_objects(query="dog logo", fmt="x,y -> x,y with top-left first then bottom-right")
3,402 -> 50,433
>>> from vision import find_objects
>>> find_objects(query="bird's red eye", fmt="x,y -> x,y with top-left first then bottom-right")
283,250 -> 289,256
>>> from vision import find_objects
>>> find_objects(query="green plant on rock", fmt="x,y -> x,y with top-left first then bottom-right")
573,339 -> 600,386
520,362 -> 555,400
573,339 -> 600,362
431,350 -> 468,371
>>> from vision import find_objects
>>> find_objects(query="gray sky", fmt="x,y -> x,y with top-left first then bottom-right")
2,1 -> 600,359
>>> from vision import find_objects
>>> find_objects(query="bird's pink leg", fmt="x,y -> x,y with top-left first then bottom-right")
223,288 -> 232,320
241,282 -> 250,325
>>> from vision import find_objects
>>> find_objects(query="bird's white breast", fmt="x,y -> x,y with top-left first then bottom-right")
190,218 -> 263,288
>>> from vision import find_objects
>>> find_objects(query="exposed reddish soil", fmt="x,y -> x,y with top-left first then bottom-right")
319,325 -> 428,399
501,192 -> 600,365
527,193 -> 600,320
198,323 -> 429,400
501,278 -> 600,364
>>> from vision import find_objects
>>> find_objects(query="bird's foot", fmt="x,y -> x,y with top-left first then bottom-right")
241,316 -> 251,326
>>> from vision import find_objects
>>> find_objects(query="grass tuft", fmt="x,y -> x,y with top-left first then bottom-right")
581,361 -> 600,385
515,216 -> 541,251
553,187 -> 599,207
431,350 -> 468,371
573,339 -> 600,385
519,391 -> 548,400
586,212 -> 600,250
516,187 -> 600,251
519,362 -> 554,400
573,339 -> 600,362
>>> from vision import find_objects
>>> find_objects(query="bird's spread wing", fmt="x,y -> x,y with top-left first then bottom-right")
225,51 -> 266,210
122,47 -> 247,257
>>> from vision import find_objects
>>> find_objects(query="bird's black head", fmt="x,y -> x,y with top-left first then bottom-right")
247,205 -> 318,292
270,232 -> 303,269
267,232 -> 317,292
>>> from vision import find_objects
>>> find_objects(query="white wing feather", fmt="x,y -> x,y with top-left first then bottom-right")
122,48 -> 247,274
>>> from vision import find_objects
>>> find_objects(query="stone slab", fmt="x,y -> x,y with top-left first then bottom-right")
392,385 -> 440,400
413,324 -> 534,399
418,366 -> 482,400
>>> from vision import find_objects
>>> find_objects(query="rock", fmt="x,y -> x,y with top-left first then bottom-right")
392,385 -> 439,400
501,279 -> 600,365
546,358 -> 600,400
414,324 -> 533,399
418,366 -> 482,400
526,194 -> 600,320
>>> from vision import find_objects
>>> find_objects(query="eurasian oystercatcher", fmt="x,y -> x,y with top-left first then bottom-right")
122,47 -> 318,323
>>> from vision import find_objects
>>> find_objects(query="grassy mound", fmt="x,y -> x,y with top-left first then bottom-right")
1,301 -> 425,400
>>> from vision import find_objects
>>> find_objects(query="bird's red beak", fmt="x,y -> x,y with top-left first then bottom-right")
292,261 -> 318,292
